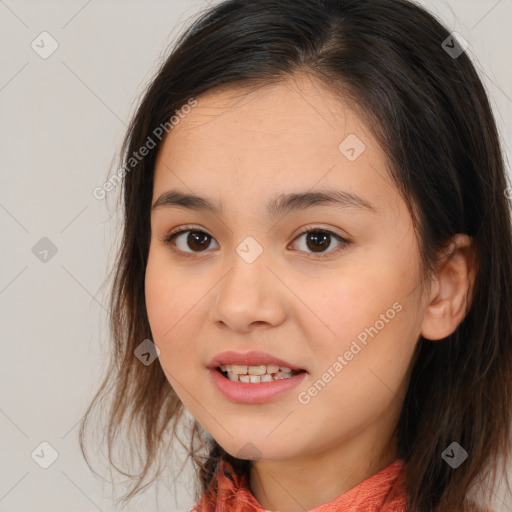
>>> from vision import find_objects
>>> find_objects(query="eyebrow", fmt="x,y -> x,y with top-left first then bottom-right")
151,188 -> 377,217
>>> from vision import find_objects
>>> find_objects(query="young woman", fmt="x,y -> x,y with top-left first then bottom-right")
80,1 -> 512,511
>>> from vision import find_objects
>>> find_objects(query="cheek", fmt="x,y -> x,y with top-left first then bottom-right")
144,250 -> 215,377
145,259 -> 173,339
144,250 -> 196,342
304,250 -> 422,375
313,261 -> 407,337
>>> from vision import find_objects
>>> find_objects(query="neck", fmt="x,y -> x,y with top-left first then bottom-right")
248,428 -> 398,512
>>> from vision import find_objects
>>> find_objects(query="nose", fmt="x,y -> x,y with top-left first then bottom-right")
210,246 -> 287,333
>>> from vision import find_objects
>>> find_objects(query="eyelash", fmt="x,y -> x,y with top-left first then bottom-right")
159,224 -> 351,259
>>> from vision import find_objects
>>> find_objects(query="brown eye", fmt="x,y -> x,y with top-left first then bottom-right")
161,226 -> 350,258
290,228 -> 350,257
164,229 -> 219,253
305,231 -> 331,252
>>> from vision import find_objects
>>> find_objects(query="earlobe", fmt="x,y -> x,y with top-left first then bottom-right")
420,234 -> 476,341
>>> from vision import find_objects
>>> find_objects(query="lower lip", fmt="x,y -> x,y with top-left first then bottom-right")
209,368 -> 308,404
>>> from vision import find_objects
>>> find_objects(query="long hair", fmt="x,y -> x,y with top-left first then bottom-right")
79,1 -> 512,510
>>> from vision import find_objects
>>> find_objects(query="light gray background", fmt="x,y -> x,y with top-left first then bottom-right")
1,1 -> 511,511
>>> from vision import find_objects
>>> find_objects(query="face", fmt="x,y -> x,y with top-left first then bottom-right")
145,73 -> 428,467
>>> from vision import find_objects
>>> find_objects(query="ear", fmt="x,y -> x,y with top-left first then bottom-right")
420,234 -> 477,341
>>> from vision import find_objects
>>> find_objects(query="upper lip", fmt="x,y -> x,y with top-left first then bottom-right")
208,350 -> 306,371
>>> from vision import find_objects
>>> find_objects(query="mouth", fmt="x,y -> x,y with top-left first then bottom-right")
216,364 -> 307,383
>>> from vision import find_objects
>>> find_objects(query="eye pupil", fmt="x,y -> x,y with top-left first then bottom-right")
188,231 -> 210,251
306,231 -> 330,252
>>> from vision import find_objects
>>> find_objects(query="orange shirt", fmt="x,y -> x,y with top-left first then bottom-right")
192,458 -> 408,512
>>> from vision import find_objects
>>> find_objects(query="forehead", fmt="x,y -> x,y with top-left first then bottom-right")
163,74 -> 370,148
152,73 -> 396,213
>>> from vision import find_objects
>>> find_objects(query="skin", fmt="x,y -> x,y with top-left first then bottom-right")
144,72 -> 475,512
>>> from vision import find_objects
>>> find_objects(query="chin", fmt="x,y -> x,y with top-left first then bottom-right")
213,435 -> 297,462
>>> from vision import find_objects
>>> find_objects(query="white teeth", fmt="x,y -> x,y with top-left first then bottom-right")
217,363 -> 303,383
220,369 -> 298,383
231,364 -> 248,375
220,363 -> 295,375
248,365 -> 266,376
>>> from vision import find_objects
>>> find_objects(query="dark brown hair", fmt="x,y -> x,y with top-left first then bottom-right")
80,1 -> 512,510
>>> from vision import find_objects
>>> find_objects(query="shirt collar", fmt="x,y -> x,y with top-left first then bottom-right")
193,458 -> 407,512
